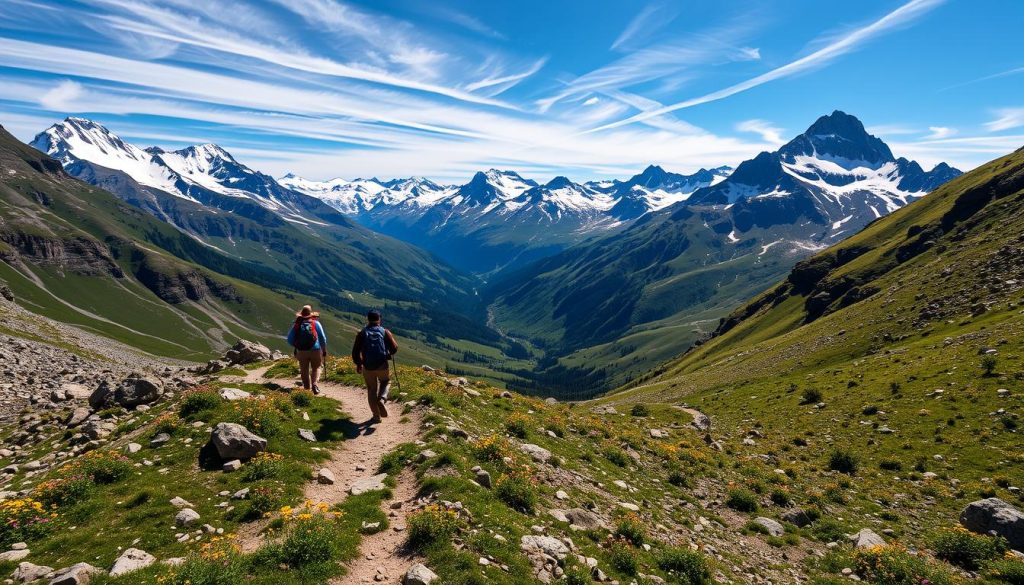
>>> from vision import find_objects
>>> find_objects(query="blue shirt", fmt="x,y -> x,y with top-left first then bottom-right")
286,318 -> 327,351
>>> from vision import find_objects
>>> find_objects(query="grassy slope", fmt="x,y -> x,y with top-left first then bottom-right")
593,149 -> 1024,575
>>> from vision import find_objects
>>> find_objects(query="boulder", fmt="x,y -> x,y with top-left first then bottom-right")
48,562 -> 103,585
960,498 -> 1024,550
226,340 -> 272,365
65,407 -> 91,428
782,508 -> 812,528
13,561 -> 54,583
61,384 -> 92,401
649,429 -> 668,439
109,548 -> 155,576
564,508 -> 605,530
349,473 -> 388,495
753,517 -> 785,537
175,508 -> 200,527
519,443 -> 551,463
0,548 -> 30,562
475,469 -> 491,488
89,374 -> 163,409
317,468 -> 336,485
81,420 -> 115,440
210,422 -> 267,460
218,388 -> 251,401
222,460 -> 242,472
297,428 -> 317,442
403,563 -> 438,585
520,535 -> 570,560
851,528 -> 886,549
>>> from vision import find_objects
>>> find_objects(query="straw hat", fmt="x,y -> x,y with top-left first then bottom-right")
296,305 -> 318,318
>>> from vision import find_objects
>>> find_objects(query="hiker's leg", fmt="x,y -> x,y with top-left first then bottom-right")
297,351 -> 311,389
363,371 -> 381,418
309,352 -> 323,388
376,370 -> 390,416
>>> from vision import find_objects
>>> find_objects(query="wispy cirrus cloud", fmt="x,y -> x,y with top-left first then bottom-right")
925,126 -> 956,139
611,2 -> 680,51
538,16 -> 762,113
587,0 -> 946,133
736,119 -> 785,145
985,108 -> 1024,132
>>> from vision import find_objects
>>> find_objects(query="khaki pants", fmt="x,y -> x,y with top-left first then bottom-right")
362,368 -> 390,418
296,350 -> 323,390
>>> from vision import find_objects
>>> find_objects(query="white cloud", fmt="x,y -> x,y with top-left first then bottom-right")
985,108 -> 1024,132
464,58 -> 548,94
736,119 -> 785,144
611,2 -> 679,51
924,126 -> 956,139
39,80 -> 83,110
588,0 -> 946,132
866,124 -> 919,136
582,97 -> 600,106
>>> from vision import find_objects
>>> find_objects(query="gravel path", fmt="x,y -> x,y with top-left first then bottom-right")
238,365 -> 426,583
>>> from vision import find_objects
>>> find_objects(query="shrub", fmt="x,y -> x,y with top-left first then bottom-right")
630,404 -> 650,417
614,512 -> 645,546
726,488 -> 759,512
73,450 -> 133,484
290,390 -> 314,408
505,413 -> 530,438
828,449 -> 859,474
280,504 -> 341,568
862,405 -> 879,415
930,526 -> 1007,570
657,547 -> 712,584
982,355 -> 998,376
603,447 -> 630,468
668,469 -> 690,488
472,435 -> 510,463
180,388 -> 222,417
0,498 -> 56,547
607,537 -> 639,575
152,412 -> 183,436
165,537 -> 245,585
407,504 -> 461,549
559,559 -> 594,585
769,488 -> 791,507
495,466 -> 538,514
34,475 -> 94,507
231,399 -> 283,437
854,544 -> 955,585
801,388 -> 823,404
986,557 -> 1024,584
247,484 -> 283,519
879,459 -> 902,471
241,452 -> 285,482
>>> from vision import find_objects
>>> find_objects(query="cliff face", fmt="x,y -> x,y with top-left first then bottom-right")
0,232 -> 124,277
133,254 -> 241,304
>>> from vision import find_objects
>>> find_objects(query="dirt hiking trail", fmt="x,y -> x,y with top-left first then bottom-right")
237,365 -> 426,583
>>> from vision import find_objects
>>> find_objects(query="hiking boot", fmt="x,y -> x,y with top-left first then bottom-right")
312,384 -> 321,395
379,402 -> 389,418
369,416 -> 382,425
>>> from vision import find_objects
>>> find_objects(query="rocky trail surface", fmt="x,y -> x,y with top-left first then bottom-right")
233,365 -> 426,584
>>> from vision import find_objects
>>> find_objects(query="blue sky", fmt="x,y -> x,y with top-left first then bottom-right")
0,0 -> 1021,183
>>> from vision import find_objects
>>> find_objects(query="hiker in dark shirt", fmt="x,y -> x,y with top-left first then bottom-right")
351,310 -> 398,424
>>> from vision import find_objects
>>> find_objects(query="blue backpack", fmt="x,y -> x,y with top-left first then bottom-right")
292,317 -> 318,351
362,325 -> 389,370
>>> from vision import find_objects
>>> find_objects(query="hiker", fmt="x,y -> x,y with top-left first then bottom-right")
286,305 -> 327,394
351,309 -> 398,424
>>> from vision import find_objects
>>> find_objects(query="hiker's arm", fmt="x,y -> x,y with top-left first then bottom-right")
316,321 -> 327,355
351,331 -> 364,370
385,330 -> 398,356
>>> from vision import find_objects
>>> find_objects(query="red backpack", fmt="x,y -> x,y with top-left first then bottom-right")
292,317 -> 318,350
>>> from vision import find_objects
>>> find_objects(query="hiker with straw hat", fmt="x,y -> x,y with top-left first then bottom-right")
286,305 -> 328,394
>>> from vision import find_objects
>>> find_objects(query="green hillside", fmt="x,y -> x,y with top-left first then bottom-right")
594,147 -> 1024,578
0,125 -> 529,374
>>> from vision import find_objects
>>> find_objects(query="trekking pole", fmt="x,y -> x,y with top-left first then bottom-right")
391,354 -> 402,394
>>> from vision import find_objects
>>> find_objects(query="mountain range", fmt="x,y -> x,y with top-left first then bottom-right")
484,111 -> 962,395
282,166 -> 734,274
21,111 -> 962,395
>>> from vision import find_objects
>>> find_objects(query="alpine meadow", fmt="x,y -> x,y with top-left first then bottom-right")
0,1 -> 1022,585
